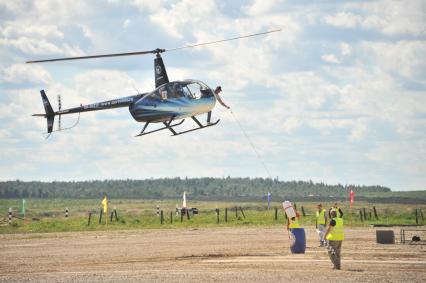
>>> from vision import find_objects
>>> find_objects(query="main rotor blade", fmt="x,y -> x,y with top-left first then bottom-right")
26,48 -> 165,64
25,28 -> 281,64
166,28 -> 282,52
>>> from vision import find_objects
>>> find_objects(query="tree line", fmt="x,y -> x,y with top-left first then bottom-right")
0,178 -> 390,200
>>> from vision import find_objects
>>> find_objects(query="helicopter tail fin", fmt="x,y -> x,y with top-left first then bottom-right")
33,90 -> 55,133
154,54 -> 169,88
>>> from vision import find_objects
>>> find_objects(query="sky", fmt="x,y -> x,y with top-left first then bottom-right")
0,0 -> 425,191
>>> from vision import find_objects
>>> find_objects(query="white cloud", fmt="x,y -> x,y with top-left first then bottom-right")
340,42 -> 351,56
323,12 -> 362,28
123,19 -> 131,30
321,53 -> 340,64
1,63 -> 52,84
242,0 -> 285,16
325,1 -> 426,36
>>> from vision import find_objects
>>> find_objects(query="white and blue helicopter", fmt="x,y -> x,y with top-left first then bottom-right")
28,29 -> 280,137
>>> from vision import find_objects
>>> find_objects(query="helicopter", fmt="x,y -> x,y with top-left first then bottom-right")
28,29 -> 281,137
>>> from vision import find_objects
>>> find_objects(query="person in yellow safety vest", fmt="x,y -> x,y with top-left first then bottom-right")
329,202 -> 344,219
316,203 -> 328,246
287,216 -> 300,231
324,210 -> 344,270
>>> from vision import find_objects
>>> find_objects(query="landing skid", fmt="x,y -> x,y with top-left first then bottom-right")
135,119 -> 185,137
170,116 -> 220,136
135,116 -> 220,137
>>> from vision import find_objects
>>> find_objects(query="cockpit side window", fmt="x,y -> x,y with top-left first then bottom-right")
186,83 -> 203,99
159,86 -> 167,100
182,86 -> 193,99
168,83 -> 185,98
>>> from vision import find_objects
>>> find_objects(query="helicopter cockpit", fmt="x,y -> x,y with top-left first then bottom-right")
154,80 -> 214,100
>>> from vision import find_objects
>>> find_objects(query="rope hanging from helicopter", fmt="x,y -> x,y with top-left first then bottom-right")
225,109 -> 274,180
44,112 -> 81,139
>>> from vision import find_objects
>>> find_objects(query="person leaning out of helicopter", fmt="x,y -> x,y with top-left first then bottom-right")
207,86 -> 230,124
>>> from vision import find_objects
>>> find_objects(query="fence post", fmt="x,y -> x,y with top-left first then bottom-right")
110,212 -> 114,222
359,210 -> 363,222
8,208 -> 12,225
65,207 -> 69,219
274,207 -> 278,220
99,208 -> 103,224
363,208 -> 367,221
369,211 -> 372,220
294,203 -> 297,211
180,210 -> 183,222
170,211 -> 173,224
160,210 -> 164,224
156,205 -> 160,217
114,208 -> 118,221
216,208 -> 219,224
373,206 -> 379,220
239,207 -> 246,218
415,209 -> 419,224
235,206 -> 238,218
420,209 -> 424,221
186,209 -> 190,220
87,212 -> 92,226
301,206 -> 306,217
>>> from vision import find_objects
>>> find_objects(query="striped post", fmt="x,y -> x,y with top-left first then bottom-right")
156,205 -> 160,217
8,208 -> 12,225
65,207 -> 69,219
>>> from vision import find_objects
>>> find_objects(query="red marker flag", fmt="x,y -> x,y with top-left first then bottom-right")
349,189 -> 355,208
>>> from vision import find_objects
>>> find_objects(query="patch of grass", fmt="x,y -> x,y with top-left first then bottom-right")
0,199 -> 425,234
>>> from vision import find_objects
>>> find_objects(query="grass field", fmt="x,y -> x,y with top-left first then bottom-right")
0,199 -> 425,234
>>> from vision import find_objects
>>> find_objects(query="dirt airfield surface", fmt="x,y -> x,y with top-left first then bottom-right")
1,226 -> 425,282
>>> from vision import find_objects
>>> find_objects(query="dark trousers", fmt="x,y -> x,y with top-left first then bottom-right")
327,240 -> 342,269
207,111 -> 211,123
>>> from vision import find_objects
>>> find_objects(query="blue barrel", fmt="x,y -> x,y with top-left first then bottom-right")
290,228 -> 306,254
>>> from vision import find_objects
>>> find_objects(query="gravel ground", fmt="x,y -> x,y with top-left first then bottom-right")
1,226 -> 425,282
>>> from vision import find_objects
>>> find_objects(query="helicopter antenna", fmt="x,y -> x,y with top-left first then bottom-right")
131,83 -> 140,94
25,29 -> 281,63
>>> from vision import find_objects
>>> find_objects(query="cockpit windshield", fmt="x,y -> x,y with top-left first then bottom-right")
154,80 -> 213,100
